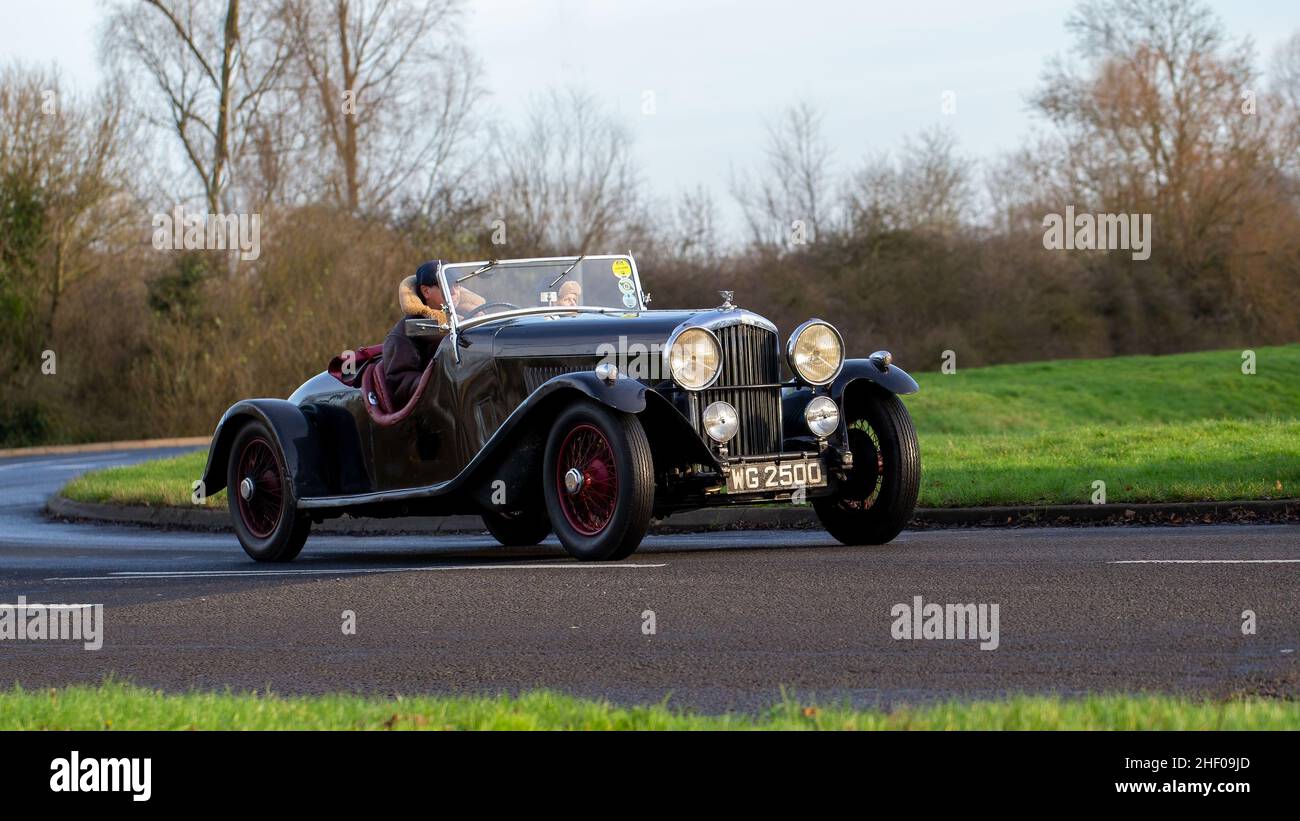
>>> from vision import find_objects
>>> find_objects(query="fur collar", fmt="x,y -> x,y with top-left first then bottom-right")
398,275 -> 448,323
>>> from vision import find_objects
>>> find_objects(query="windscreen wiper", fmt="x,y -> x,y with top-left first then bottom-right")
457,260 -> 499,284
548,255 -> 584,288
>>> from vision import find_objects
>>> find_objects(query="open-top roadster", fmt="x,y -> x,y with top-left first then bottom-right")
200,254 -> 920,561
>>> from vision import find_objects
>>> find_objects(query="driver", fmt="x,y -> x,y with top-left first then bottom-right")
384,260 -> 482,409
398,265 -> 484,320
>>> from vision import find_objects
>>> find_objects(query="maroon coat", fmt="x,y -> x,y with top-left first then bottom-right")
381,319 -> 434,410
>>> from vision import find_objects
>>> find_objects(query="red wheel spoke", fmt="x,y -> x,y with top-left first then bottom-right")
236,436 -> 285,539
556,423 -> 619,537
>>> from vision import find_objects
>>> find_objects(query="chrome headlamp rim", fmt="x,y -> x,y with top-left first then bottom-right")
662,324 -> 723,391
786,319 -> 845,386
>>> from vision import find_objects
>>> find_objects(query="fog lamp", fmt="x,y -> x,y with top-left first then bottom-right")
703,401 -> 739,443
804,396 -> 840,438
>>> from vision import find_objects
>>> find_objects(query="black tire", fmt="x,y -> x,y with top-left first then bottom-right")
226,420 -> 311,562
813,391 -> 920,545
542,401 -> 655,561
482,507 -> 551,546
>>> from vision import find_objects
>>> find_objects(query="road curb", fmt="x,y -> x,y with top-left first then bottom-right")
0,437 -> 209,459
45,494 -> 1300,535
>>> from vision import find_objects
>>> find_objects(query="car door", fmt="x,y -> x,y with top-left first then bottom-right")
367,334 -> 461,492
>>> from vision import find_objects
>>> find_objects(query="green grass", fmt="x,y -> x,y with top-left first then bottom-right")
907,344 -> 1300,506
59,345 -> 1300,509
921,418 -> 1298,507
906,344 -> 1300,434
4,682 -> 1298,730
64,450 -> 222,509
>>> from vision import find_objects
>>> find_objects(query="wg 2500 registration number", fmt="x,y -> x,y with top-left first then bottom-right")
726,458 -> 825,493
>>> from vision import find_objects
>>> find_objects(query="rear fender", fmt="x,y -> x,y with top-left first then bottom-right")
199,399 -> 329,501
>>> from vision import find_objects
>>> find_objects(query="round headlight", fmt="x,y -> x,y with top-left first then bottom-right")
666,327 -> 721,390
804,396 -> 840,438
702,401 -> 738,443
787,320 -> 844,385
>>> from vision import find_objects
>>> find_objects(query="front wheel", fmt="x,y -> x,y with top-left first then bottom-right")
542,401 -> 655,561
813,391 -> 920,545
226,421 -> 311,562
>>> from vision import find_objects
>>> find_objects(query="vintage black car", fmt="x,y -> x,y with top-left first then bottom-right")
200,254 -> 921,562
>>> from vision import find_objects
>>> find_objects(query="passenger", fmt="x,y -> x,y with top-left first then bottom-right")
557,280 -> 582,307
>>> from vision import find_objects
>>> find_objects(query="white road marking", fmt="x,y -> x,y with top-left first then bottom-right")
45,562 -> 666,581
0,454 -> 125,471
0,460 -> 69,472
1109,559 -> 1300,564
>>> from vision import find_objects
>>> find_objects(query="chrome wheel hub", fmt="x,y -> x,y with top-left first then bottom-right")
563,468 -> 584,495
239,477 -> 255,501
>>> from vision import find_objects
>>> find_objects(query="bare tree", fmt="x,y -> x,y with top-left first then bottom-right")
1272,32 -> 1300,107
846,127 -> 973,236
983,138 -> 1062,235
488,88 -> 648,254
1269,31 -> 1300,178
1031,0 -> 1271,238
731,102 -> 834,247
279,0 -> 483,214
671,186 -> 723,264
1029,0 -> 1300,342
0,65 -> 136,351
102,0 -> 291,212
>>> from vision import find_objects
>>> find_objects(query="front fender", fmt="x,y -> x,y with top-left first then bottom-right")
451,372 -> 648,500
830,358 -> 919,400
199,399 -> 329,500
534,371 -> 648,413
516,376 -> 713,468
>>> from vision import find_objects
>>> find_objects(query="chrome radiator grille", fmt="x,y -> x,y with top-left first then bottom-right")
697,324 -> 783,456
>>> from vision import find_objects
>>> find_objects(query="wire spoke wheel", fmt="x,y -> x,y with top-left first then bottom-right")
839,421 -> 884,511
235,436 -> 285,539
543,402 -> 654,561
225,421 -> 310,562
555,423 -> 619,536
812,392 -> 919,546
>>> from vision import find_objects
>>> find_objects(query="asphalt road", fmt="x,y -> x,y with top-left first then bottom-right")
2,448 -> 1298,711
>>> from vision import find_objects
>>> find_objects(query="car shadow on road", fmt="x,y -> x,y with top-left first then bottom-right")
290,530 -> 844,567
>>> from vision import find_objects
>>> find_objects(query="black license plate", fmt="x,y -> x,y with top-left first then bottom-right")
725,457 -> 826,493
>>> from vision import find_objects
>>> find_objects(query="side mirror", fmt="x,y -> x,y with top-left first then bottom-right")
404,318 -> 449,338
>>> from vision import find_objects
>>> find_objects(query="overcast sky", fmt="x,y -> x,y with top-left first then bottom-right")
5,0 -> 1297,232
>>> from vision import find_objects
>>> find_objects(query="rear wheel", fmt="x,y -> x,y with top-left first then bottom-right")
482,507 -> 551,546
813,391 -> 919,545
227,421 -> 311,562
543,402 -> 654,561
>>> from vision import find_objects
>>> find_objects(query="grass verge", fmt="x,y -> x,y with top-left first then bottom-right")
58,345 -> 1300,510
4,682 -> 1299,730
